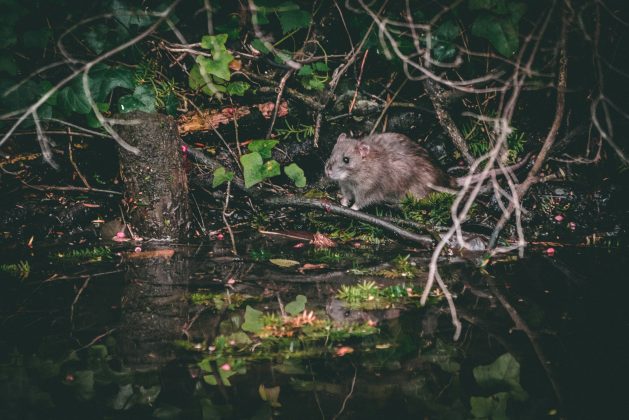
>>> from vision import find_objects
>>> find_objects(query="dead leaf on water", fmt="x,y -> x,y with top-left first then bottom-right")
269,258 -> 300,268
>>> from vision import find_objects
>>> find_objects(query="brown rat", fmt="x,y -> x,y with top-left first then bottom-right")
324,133 -> 453,210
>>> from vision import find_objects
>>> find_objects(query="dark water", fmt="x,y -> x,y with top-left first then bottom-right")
0,240 -> 627,420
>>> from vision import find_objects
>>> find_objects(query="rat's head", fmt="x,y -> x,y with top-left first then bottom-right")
325,133 -> 371,180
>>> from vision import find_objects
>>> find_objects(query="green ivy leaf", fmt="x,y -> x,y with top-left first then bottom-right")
201,33 -> 229,53
83,24 -> 110,54
285,295 -> 307,316
189,64 -> 222,96
471,14 -> 518,57
297,64 -> 313,76
196,55 -> 232,82
312,62 -> 329,72
473,353 -> 529,401
241,305 -> 264,333
86,102 -> 110,128
212,166 -> 235,188
111,0 -> 152,28
251,38 -> 270,54
247,139 -> 278,159
277,9 -> 311,34
226,81 -> 250,96
58,80 -> 91,115
118,85 -> 156,113
284,163 -> 306,187
88,64 -> 135,102
240,152 -> 264,188
262,159 -> 280,178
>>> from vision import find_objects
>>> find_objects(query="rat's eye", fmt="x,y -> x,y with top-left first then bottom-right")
343,156 -> 350,164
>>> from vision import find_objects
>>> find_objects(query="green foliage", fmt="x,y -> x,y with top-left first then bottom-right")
239,140 -> 306,188
462,120 -> 526,163
402,192 -> 461,226
118,85 -> 156,113
189,33 -> 250,99
297,61 -> 329,91
430,20 -> 460,62
469,0 -> 527,57
0,260 -> 30,280
212,166 -> 234,188
285,295 -> 307,316
253,1 -> 312,35
248,139 -> 279,159
337,280 -> 379,305
283,163 -> 306,188
275,122 -> 314,142
52,246 -> 112,264
240,152 -> 280,188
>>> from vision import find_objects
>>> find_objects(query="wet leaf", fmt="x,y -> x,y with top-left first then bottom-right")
269,258 -> 300,268
285,294 -> 307,316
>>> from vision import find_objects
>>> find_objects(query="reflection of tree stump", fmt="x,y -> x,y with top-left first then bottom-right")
117,253 -> 190,369
116,111 -> 190,241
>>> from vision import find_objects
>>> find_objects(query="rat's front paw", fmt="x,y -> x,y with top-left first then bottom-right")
340,196 -> 350,207
350,204 -> 361,211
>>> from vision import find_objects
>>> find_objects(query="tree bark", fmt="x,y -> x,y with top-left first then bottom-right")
116,111 -> 191,241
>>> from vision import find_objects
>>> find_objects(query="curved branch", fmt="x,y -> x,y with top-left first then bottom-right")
263,196 -> 434,247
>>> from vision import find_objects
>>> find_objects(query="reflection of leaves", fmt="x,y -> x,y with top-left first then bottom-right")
242,305 -> 264,333
285,295 -> 307,316
259,384 -> 282,407
470,392 -> 509,420
473,353 -> 528,401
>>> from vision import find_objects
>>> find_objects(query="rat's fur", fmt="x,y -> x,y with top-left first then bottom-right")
325,133 -> 452,210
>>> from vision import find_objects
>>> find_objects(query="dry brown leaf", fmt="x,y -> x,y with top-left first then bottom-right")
311,232 -> 336,249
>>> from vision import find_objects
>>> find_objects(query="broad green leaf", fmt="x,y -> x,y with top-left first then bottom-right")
111,0 -> 152,28
297,64 -> 313,76
285,294 -> 307,316
248,139 -> 278,159
242,305 -> 264,333
163,92 -> 179,115
189,64 -> 223,96
269,258 -> 300,268
284,163 -> 306,187
88,64 -> 135,102
58,80 -> 91,115
227,81 -> 250,96
251,38 -> 270,54
201,34 -> 229,54
118,85 -> 156,113
471,13 -> 519,57
473,353 -> 528,401
197,55 -> 232,82
302,77 -> 325,91
212,166 -> 235,188
470,392 -> 509,420
240,152 -> 264,188
312,62 -> 329,72
277,9 -> 311,34
262,159 -> 281,178
86,102 -> 110,128
83,24 -> 110,54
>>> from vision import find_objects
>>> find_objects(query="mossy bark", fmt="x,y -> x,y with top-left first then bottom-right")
116,111 -> 190,241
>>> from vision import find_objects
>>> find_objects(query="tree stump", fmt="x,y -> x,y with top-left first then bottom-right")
116,111 -> 190,241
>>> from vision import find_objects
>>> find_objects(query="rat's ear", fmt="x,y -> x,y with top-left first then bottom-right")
337,133 -> 348,142
358,142 -> 370,158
